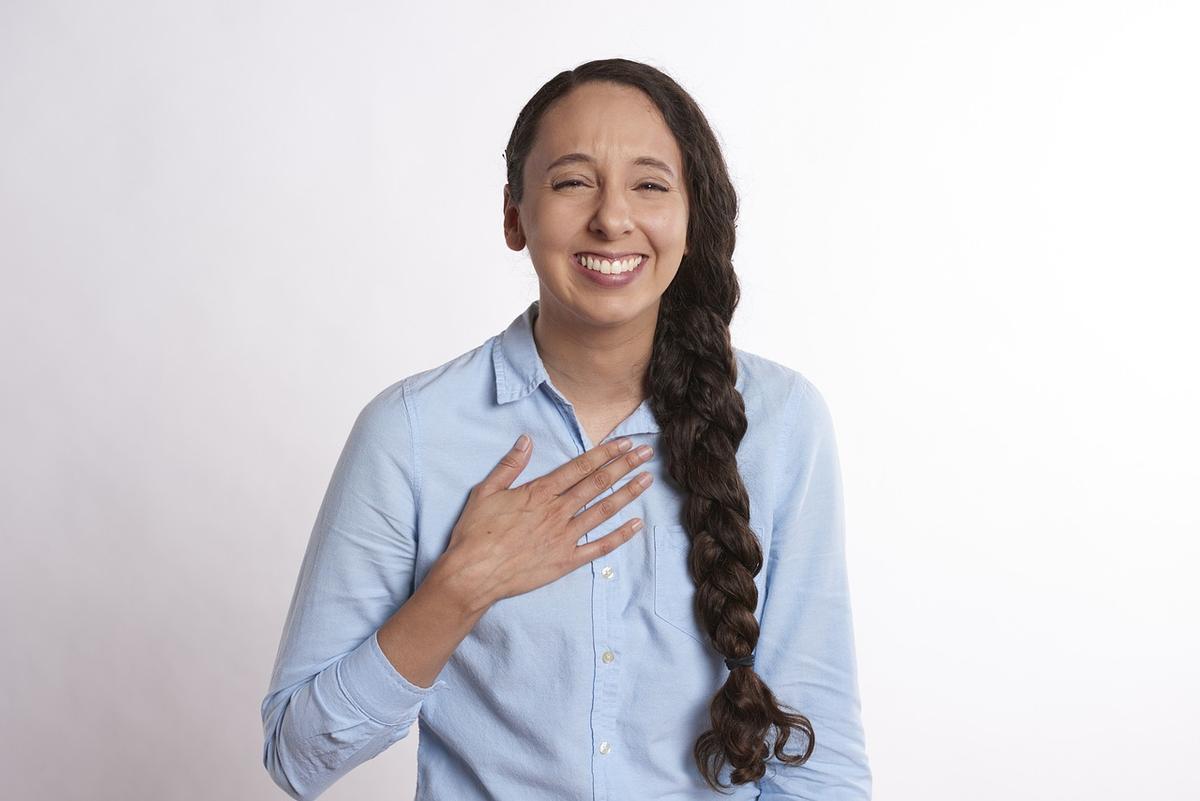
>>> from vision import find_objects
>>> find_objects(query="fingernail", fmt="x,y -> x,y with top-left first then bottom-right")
514,434 -> 529,452
617,437 -> 633,452
631,519 -> 643,532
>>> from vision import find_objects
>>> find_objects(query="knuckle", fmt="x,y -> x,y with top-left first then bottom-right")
590,470 -> 611,491
526,482 -> 549,508
572,454 -> 593,478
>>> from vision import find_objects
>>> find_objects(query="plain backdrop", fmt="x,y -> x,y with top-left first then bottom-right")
2,1 -> 1197,799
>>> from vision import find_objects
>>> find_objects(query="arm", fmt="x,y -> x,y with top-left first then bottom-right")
259,380 -> 473,801
755,376 -> 873,800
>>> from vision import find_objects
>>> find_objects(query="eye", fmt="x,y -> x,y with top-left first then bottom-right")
552,179 -> 668,192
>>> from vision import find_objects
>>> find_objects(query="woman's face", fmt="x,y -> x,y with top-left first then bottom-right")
504,81 -> 689,328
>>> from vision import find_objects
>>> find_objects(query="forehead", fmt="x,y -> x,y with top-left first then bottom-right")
532,82 -> 682,171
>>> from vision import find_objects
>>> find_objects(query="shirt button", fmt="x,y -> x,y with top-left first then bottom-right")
598,741 -> 612,755
601,566 -> 614,579
602,649 -> 615,663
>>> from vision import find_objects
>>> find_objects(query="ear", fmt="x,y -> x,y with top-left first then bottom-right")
503,184 -> 526,252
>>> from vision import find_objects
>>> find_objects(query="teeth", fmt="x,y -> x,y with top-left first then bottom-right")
579,254 -> 643,274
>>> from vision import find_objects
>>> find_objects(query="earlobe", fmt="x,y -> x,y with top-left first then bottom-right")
503,215 -> 526,252
502,187 -> 525,251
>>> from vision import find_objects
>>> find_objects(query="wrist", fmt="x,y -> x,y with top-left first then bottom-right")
426,547 -> 494,622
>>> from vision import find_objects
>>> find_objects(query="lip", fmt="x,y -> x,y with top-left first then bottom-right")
571,253 -> 647,288
575,251 -> 646,260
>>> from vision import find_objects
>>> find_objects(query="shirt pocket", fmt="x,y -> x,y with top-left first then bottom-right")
652,523 -> 767,645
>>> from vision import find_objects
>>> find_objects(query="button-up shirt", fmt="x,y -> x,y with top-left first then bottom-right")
261,299 -> 872,800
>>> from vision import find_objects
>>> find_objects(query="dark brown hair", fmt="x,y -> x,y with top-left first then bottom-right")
503,58 -> 815,792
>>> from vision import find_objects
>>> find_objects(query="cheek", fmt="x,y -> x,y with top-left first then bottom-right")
643,210 -> 689,249
653,261 -> 683,292
529,200 -> 584,243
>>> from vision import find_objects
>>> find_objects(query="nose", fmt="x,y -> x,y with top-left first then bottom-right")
588,182 -> 633,240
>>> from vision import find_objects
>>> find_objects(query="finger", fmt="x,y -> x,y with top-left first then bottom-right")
476,433 -> 533,495
566,468 -> 654,537
539,436 -> 637,498
571,518 -> 645,568
558,442 -> 653,512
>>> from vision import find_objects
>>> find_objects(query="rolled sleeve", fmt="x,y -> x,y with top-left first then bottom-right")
338,629 -> 449,726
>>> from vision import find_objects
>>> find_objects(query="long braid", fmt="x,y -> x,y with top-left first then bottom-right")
651,286 -> 816,789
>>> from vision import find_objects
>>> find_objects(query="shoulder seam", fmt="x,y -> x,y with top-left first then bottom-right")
399,378 -> 423,530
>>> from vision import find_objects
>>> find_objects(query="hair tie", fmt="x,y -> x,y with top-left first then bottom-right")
724,653 -> 755,670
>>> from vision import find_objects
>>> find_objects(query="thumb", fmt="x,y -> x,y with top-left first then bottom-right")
477,433 -> 532,494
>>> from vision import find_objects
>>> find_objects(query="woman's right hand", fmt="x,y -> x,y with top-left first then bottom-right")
438,433 -> 655,609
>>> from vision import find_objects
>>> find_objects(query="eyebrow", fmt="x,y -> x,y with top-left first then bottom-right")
544,152 -> 677,180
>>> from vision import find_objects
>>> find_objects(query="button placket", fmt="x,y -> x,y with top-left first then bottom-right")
585,474 -> 622,796
596,553 -> 622,776
595,492 -> 625,795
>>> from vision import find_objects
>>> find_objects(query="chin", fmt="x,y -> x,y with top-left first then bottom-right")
582,295 -> 656,323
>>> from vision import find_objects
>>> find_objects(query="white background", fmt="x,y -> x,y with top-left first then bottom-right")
2,1 -> 1197,799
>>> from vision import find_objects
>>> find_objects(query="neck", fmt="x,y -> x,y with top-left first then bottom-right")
532,297 -> 656,408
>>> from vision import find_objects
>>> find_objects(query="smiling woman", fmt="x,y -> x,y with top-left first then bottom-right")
261,58 -> 872,801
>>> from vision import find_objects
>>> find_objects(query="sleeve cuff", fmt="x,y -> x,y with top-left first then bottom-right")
336,630 -> 450,726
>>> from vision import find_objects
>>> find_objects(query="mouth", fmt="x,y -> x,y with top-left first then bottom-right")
573,252 -> 647,276
570,252 -> 648,287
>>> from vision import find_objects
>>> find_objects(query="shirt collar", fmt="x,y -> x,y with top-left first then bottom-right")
493,299 -> 661,436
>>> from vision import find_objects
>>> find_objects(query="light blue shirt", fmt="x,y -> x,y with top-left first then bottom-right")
261,299 -> 872,800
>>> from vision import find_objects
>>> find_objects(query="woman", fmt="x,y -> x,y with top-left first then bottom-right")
261,58 -> 872,800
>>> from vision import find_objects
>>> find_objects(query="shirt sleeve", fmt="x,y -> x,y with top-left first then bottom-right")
260,380 -> 450,801
755,375 -> 873,800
